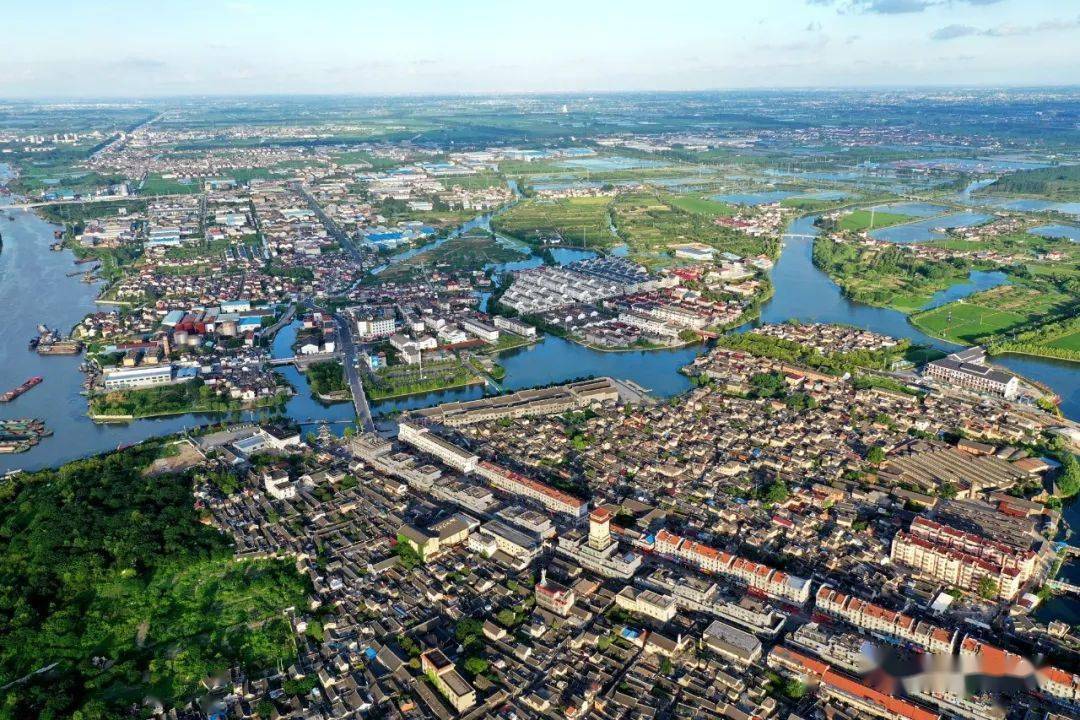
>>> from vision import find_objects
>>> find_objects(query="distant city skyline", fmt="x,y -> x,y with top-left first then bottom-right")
2,0 -> 1078,98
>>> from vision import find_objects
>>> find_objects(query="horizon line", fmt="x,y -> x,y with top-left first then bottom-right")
3,83 -> 1080,103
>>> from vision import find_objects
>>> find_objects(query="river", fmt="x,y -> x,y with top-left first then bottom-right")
0,188 -> 1076,473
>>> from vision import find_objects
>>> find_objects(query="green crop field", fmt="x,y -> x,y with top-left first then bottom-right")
838,209 -> 914,231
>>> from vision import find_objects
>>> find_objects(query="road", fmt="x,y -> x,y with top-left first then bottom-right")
333,313 -> 376,433
292,182 -> 364,261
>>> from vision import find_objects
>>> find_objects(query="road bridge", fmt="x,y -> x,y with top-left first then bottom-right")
268,351 -> 342,369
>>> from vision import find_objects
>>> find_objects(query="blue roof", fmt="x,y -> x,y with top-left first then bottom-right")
367,232 -> 405,241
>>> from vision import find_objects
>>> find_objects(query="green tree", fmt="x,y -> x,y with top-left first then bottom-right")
867,446 -> 886,464
977,576 -> 998,600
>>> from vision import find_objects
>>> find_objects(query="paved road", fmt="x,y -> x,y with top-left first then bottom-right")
333,313 -> 376,433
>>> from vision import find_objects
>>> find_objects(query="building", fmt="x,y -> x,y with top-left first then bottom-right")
398,423 -> 479,473
493,315 -> 537,338
102,364 -> 175,391
820,669 -> 940,720
654,529 -> 811,604
535,569 -> 576,617
475,461 -> 588,518
414,377 -> 619,427
815,585 -> 956,654
420,649 -> 476,713
889,516 -> 1037,599
262,467 -> 296,500
925,347 -> 1018,399
615,586 -> 678,623
473,520 -> 540,561
641,567 -> 786,636
459,317 -> 500,343
556,507 -> 643,578
702,619 -> 762,665
352,307 -> 396,339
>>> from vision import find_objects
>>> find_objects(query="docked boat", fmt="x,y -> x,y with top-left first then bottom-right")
0,376 -> 43,403
0,418 -> 50,454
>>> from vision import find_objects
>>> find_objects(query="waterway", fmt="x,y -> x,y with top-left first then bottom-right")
0,179 -> 1076,474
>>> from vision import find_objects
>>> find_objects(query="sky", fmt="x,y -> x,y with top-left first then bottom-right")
1,0 -> 1078,97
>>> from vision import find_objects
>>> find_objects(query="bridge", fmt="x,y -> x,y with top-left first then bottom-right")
268,351 -> 341,368
1046,579 -> 1080,595
332,313 -> 376,433
781,233 -> 817,240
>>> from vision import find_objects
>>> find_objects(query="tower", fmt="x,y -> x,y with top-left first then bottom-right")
588,507 -> 613,551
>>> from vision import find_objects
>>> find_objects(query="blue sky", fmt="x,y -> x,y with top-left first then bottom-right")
1,0 -> 1078,97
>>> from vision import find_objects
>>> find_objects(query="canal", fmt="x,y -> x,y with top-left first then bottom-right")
1,197 -> 1077,480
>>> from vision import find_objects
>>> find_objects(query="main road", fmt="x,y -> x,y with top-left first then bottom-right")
332,312 -> 376,433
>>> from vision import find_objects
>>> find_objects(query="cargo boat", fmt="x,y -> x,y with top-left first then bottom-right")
0,376 -> 43,403
0,418 -> 51,454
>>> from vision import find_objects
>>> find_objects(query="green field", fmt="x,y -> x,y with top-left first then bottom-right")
1047,330 -> 1080,352
612,192 -> 778,269
491,196 -> 615,248
666,194 -> 736,216
141,174 -> 202,195
911,302 -> 1027,344
838,209 -> 914,231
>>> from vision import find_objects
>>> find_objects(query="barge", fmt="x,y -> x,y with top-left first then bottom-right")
0,376 -> 43,403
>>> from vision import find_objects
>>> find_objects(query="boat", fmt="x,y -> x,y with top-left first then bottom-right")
0,376 -> 43,403
0,418 -> 50,453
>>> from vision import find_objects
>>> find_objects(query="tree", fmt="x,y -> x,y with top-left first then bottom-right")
762,480 -> 789,505
977,576 -> 998,600
1057,452 -> 1080,498
866,446 -> 886,464
463,657 -> 489,676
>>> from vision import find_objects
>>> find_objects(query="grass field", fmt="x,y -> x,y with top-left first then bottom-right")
491,196 -> 615,248
838,209 -> 914,231
667,194 -> 737,216
1046,330 -> 1080,352
912,303 -> 1027,344
142,174 -> 201,195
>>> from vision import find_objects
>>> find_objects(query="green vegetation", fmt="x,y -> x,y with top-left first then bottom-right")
38,199 -> 146,225
977,576 -> 999,600
716,328 -> 909,375
141,174 -> 201,195
90,379 -> 284,419
666,194 -> 736,216
491,196 -> 615,248
912,281 -> 1077,349
366,358 -> 482,400
812,236 -> 988,312
377,232 -> 529,281
982,164 -> 1080,201
306,361 -> 349,398
0,442 -> 308,718
612,192 -> 778,269
835,209 -> 914,232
